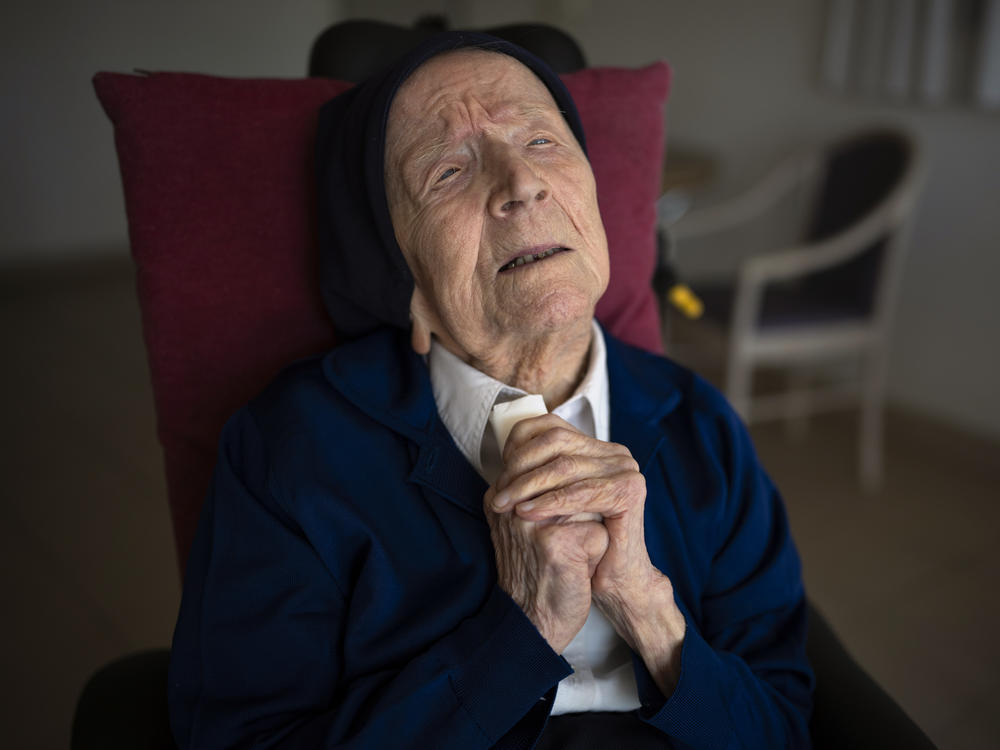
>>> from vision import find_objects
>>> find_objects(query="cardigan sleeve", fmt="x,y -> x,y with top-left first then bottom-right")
635,392 -> 814,749
168,407 -> 570,750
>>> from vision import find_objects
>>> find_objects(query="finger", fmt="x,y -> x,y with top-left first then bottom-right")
514,470 -> 646,522
498,425 -> 632,494
483,485 -> 496,512
483,486 -> 507,527
501,413 -> 577,462
492,453 -> 638,511
504,414 -> 630,462
534,512 -> 604,526
533,519 -> 609,570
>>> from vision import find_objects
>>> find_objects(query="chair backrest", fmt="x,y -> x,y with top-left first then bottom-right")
799,130 -> 914,318
94,58 -> 671,575
308,20 -> 587,80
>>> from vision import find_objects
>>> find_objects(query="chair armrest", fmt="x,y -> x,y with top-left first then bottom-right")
72,649 -> 176,750
71,611 -> 938,750
739,134 -> 926,288
740,190 -> 911,288
807,602 -> 937,749
668,149 -> 822,241
726,153 -> 924,343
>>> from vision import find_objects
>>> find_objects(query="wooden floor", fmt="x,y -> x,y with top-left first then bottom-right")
1,258 -> 997,748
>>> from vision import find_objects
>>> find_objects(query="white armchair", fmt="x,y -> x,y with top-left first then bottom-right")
665,129 -> 926,490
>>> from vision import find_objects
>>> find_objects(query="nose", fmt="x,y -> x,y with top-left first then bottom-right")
488,144 -> 550,218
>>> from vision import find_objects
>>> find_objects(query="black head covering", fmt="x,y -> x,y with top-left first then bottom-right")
315,31 -> 588,339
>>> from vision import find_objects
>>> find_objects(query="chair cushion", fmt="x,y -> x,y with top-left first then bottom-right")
93,62 -> 671,571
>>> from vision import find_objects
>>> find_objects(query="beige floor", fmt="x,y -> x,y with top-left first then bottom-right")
1,258 -> 997,748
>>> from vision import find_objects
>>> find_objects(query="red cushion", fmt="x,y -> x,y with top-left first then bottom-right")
567,64 -> 671,355
93,62 -> 670,573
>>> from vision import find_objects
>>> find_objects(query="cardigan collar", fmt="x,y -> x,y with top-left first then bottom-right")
322,328 -> 487,515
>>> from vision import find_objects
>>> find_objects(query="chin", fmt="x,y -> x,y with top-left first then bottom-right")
509,287 -> 597,337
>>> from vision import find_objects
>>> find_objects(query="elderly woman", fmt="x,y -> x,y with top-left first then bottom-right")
169,33 -> 812,749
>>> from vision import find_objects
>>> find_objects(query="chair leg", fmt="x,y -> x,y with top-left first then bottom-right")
726,351 -> 753,422
859,348 -> 886,492
784,367 -> 812,441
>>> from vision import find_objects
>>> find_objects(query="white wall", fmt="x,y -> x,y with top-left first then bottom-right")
564,1 -> 1000,440
4,0 -> 998,439
0,0 -> 340,262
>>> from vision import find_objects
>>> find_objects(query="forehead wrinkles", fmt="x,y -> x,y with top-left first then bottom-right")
387,52 -> 559,170
421,98 -> 555,154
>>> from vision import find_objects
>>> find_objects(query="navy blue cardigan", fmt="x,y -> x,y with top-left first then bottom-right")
169,328 -> 813,749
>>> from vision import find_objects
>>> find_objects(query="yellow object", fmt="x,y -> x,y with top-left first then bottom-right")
668,284 -> 704,319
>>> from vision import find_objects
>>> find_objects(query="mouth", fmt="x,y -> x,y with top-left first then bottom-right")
498,246 -> 570,273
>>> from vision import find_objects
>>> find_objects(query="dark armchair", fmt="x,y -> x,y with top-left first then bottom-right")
71,604 -> 936,749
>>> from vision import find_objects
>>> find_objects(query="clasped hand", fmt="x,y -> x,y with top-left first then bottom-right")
484,415 -> 685,689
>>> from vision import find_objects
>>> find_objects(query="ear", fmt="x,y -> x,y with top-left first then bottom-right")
409,287 -> 435,355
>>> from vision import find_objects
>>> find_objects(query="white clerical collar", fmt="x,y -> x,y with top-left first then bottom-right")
428,320 -> 609,483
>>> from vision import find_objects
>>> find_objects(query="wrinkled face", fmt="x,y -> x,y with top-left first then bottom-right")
385,49 -> 609,359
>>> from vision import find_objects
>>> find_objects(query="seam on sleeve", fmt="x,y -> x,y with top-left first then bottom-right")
447,673 -> 494,744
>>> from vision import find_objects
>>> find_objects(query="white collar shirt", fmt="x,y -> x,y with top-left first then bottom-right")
428,320 -> 641,714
